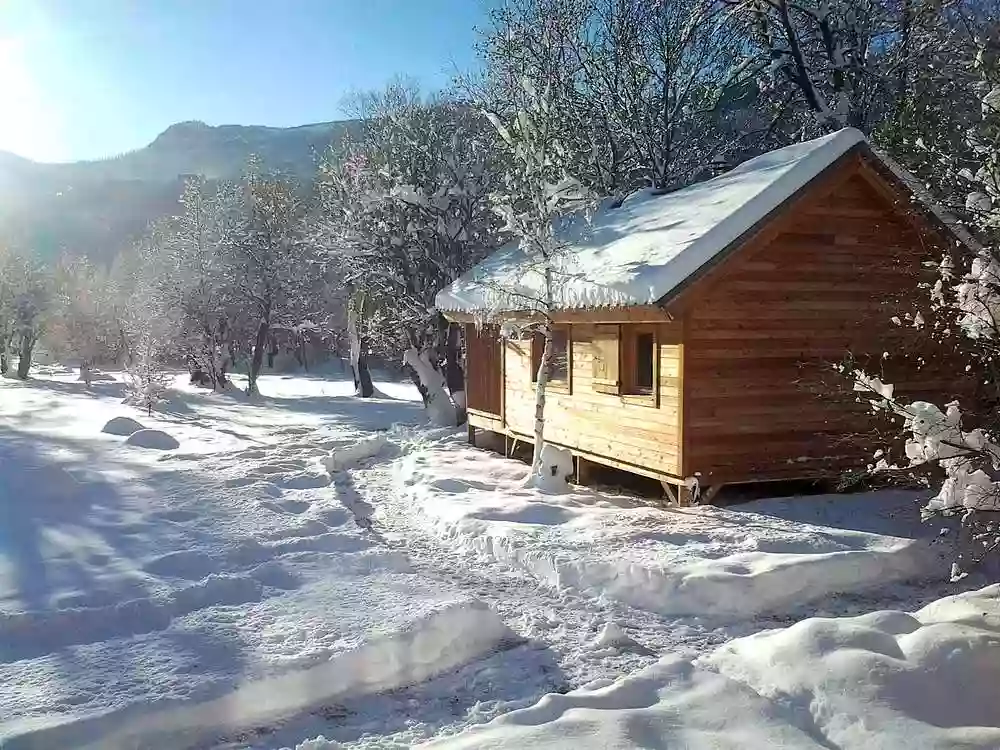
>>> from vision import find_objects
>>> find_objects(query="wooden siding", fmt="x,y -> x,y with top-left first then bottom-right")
680,163 -> 970,484
503,319 -> 683,478
465,324 -> 503,416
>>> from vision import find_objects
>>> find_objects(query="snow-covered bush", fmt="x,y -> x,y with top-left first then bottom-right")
123,346 -> 172,417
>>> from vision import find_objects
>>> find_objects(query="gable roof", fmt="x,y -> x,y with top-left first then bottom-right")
436,128 -> 939,316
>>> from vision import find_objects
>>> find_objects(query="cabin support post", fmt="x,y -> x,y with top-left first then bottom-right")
660,481 -> 679,505
677,485 -> 696,507
575,456 -> 595,486
467,423 -> 476,447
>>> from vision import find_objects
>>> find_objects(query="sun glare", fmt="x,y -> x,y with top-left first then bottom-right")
0,37 -> 59,161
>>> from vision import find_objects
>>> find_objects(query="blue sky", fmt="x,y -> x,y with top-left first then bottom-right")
0,0 -> 490,162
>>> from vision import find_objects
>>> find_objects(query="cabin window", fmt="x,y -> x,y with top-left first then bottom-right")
531,325 -> 571,390
622,325 -> 658,401
592,325 -> 620,394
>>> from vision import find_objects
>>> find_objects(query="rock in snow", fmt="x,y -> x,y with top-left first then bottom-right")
125,428 -> 180,450
102,416 -> 147,436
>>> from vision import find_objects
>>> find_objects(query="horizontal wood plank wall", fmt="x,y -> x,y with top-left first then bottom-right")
681,166 -> 970,484
465,324 -> 503,416
503,318 -> 683,477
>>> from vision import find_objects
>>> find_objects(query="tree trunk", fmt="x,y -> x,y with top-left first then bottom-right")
444,323 -> 466,424
353,337 -> 375,398
266,333 -> 277,369
16,335 -> 34,379
403,347 -> 457,426
248,319 -> 269,395
348,304 -> 374,398
529,322 -> 554,483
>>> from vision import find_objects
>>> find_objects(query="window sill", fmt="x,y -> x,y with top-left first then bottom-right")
531,380 -> 571,394
620,393 -> 658,408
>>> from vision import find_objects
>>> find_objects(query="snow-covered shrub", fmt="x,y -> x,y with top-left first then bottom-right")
123,356 -> 172,417
849,364 -> 1000,579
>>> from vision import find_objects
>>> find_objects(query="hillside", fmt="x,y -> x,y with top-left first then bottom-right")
0,119 -> 357,263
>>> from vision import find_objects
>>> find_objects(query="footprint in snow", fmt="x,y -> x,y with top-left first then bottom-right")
143,550 -> 218,580
275,472 -> 331,490
150,509 -> 198,523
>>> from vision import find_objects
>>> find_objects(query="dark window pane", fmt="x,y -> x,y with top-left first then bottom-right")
550,329 -> 569,381
635,332 -> 654,393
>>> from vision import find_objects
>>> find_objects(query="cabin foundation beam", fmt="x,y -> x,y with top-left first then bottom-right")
700,484 -> 724,505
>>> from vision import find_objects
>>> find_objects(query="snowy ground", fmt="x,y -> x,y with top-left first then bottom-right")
396,439 -> 938,618
0,367 -> 992,749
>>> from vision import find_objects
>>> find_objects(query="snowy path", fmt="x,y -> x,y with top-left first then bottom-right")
245,433 -> 979,749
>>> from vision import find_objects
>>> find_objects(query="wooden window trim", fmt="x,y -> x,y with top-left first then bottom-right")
621,324 -> 659,407
531,325 -> 572,394
592,324 -> 621,395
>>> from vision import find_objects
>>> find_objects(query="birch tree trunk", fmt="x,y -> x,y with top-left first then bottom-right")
530,320 -> 554,482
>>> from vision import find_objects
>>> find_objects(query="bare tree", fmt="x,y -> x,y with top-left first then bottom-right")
228,166 -> 312,396
467,0 -> 754,195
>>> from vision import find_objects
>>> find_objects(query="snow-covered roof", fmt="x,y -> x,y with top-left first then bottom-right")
437,128 -> 872,314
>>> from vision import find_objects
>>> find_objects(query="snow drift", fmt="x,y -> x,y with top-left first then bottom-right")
8,600 -> 514,750
425,585 -> 1000,750
700,583 -> 1000,750
396,443 -> 934,618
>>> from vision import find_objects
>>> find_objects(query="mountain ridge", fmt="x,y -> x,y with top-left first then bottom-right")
0,118 -> 359,262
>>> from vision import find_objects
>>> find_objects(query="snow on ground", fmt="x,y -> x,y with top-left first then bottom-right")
0,368 -> 515,749
428,585 -> 1000,750
0,366 -> 990,749
395,437 -> 938,618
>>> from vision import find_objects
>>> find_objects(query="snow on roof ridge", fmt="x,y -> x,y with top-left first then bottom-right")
437,128 -> 868,315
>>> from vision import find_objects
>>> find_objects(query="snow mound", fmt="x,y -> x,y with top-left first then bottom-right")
101,416 -> 146,436
125,428 -> 180,450
397,443 -> 933,617
422,654 -> 820,749
322,433 -> 387,472
51,600 -> 514,750
532,443 -> 573,494
699,583 -> 1000,750
426,586 -> 1000,750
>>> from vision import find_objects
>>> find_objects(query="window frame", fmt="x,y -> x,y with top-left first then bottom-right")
531,324 -> 572,393
591,324 -> 621,395
620,324 -> 659,406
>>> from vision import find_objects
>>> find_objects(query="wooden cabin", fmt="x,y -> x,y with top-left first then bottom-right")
437,129 -> 977,503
